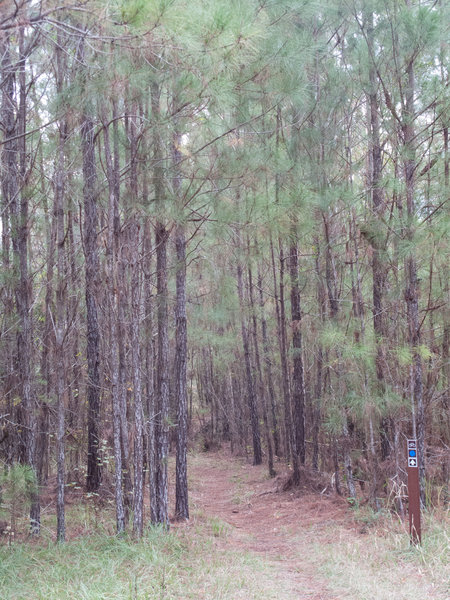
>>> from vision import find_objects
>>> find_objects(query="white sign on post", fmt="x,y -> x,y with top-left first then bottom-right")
407,439 -> 418,468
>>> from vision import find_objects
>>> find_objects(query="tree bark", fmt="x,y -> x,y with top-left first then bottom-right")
312,238 -> 325,471
249,257 -> 275,478
257,265 -> 280,461
143,219 -> 158,523
55,34 -> 67,542
81,102 -> 101,492
4,28 -> 40,531
103,110 -> 125,533
152,82 -> 170,528
278,241 -> 295,469
288,228 -> 306,473
0,33 -> 18,468
173,132 -> 189,520
236,256 -> 262,466
129,111 -> 144,537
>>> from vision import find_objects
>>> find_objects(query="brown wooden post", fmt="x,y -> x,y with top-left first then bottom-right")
407,439 -> 421,544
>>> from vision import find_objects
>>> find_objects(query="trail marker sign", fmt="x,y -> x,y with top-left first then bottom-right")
407,439 -> 421,544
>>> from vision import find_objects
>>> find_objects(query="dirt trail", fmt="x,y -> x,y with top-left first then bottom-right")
187,448 -> 351,600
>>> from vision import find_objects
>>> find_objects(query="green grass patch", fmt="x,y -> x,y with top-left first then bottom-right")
0,508 -> 291,600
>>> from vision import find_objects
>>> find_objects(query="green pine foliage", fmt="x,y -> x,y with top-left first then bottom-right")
0,465 -> 38,534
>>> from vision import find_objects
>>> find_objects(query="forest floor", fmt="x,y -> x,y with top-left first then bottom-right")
183,446 -> 449,600
184,447 -> 340,599
0,445 -> 449,599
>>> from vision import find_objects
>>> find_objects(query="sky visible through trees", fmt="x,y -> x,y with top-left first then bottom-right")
0,0 -> 448,541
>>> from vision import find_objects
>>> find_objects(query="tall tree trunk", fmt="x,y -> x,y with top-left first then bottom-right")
441,121 -> 449,505
236,257 -> 262,466
173,132 -> 189,520
141,102 -> 158,524
38,155 -> 55,486
55,35 -> 67,542
312,238 -> 325,471
143,219 -> 158,523
288,226 -> 306,475
155,220 -> 170,527
103,110 -> 125,533
249,256 -> 275,478
174,222 -> 189,518
0,34 -> 18,467
152,82 -> 170,528
130,111 -> 144,537
351,211 -> 380,510
8,28 -> 40,531
278,241 -> 295,468
257,265 -> 280,460
114,100 -> 133,517
81,93 -> 101,492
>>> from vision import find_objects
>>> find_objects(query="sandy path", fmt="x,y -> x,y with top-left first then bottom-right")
187,448 -> 349,600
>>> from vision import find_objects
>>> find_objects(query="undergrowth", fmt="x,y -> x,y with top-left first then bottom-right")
0,506 -> 290,600
314,508 -> 450,600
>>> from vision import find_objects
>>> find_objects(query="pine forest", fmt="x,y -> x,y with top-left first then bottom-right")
0,1 -> 449,598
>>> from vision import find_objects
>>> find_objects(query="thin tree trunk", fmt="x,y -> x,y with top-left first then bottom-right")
257,265 -> 280,460
103,108 -> 125,533
81,104 -> 101,492
130,112 -> 144,537
288,228 -> 306,474
55,35 -> 67,541
143,219 -> 158,523
278,241 -> 295,468
36,123 -> 55,488
236,258 -> 262,466
156,217 -> 170,527
312,239 -> 325,471
441,121 -> 449,505
249,257 -> 275,478
0,51 -> 16,466
114,100 -> 133,517
1,34 -> 18,466
152,82 -> 170,528
10,28 -> 39,531
140,102 -> 158,524
173,132 -> 189,520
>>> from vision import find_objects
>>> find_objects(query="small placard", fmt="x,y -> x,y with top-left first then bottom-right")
407,439 -> 418,468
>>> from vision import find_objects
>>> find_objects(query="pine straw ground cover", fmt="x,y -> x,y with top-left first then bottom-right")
187,449 -> 450,600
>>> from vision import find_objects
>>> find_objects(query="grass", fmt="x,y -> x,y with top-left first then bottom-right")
230,470 -> 254,506
310,508 -> 450,600
0,505 -> 293,600
2,451 -> 448,600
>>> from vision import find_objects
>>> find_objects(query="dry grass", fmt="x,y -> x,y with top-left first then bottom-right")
0,504 -> 300,600
1,450 -> 448,600
306,508 -> 450,600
